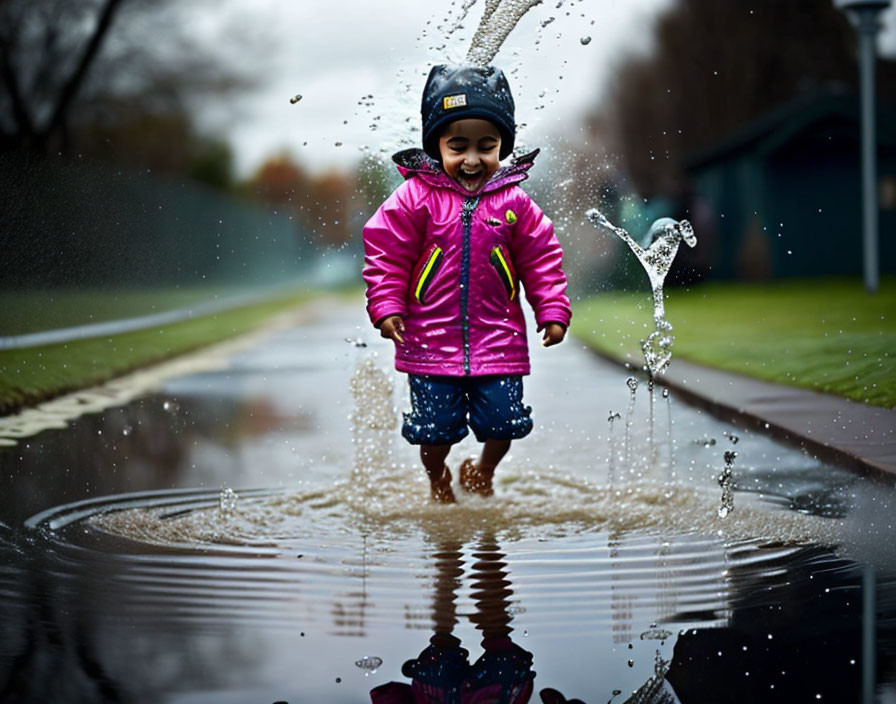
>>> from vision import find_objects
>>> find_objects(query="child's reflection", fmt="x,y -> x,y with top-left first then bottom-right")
370,536 -> 536,703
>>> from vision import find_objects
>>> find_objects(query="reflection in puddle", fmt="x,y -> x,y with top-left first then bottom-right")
9,495 -> 883,703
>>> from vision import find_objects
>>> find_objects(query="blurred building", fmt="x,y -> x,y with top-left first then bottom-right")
686,88 -> 896,279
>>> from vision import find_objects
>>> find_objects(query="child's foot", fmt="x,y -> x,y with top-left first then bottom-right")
459,458 -> 494,497
430,465 -> 456,504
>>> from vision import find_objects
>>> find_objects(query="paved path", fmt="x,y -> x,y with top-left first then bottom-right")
651,358 -> 896,479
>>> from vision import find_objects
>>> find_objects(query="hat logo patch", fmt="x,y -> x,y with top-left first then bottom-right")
443,94 -> 467,110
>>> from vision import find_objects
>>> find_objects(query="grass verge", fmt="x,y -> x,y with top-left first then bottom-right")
0,285 -> 282,336
572,277 -> 896,408
0,290 -> 312,415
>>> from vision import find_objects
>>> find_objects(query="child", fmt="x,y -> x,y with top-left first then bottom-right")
362,64 -> 571,503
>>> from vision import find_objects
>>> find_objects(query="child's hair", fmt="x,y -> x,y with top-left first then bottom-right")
420,64 -> 516,160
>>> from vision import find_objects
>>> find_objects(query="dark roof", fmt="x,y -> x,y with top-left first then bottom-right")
685,87 -> 896,171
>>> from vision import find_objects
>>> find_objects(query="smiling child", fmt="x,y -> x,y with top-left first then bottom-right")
362,64 -> 571,503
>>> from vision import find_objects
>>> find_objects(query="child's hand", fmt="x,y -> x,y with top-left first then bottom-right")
541,323 -> 566,347
378,315 -> 405,344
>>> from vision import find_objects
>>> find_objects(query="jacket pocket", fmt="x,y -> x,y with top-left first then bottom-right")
412,244 -> 444,305
489,245 -> 517,300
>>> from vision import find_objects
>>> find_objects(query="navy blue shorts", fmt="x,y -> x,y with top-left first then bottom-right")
402,374 -> 533,446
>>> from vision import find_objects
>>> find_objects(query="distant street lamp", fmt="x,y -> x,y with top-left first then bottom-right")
834,0 -> 891,293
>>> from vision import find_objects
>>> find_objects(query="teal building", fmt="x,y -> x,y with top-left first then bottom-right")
686,90 -> 896,279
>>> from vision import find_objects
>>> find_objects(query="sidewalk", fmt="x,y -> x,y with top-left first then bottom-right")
652,358 -> 896,479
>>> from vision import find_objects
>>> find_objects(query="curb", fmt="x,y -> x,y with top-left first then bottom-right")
581,346 -> 896,481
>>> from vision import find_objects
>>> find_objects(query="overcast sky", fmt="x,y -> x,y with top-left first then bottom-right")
197,0 -> 896,178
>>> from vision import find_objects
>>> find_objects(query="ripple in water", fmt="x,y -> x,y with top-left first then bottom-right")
63,355 -> 840,550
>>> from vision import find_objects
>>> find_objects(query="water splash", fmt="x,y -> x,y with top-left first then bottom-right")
465,0 -> 544,66
607,410 -> 621,483
218,487 -> 239,515
664,389 -> 675,483
586,209 -> 696,377
349,357 -> 397,495
622,377 -> 639,474
349,358 -> 396,433
718,451 -> 736,519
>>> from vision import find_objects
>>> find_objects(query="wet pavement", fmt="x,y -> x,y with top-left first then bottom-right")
0,297 -> 895,703
659,358 -> 896,478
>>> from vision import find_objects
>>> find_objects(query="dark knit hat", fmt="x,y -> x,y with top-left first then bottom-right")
421,64 -> 516,161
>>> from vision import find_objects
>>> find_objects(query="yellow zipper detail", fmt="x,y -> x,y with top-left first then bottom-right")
490,246 -> 516,300
415,246 -> 443,304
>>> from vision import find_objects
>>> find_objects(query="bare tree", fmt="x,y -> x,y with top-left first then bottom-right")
0,0 -> 255,169
0,0 -> 128,153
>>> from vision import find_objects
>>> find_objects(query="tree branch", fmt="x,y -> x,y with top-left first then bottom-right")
43,0 -> 126,145
0,25 -> 35,136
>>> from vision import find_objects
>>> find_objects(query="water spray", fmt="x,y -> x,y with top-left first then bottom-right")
718,451 -> 737,519
586,209 -> 696,378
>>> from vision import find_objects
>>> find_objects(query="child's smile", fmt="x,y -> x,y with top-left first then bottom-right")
438,119 -> 502,193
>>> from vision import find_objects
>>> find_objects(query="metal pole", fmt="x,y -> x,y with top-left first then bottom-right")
857,8 -> 881,293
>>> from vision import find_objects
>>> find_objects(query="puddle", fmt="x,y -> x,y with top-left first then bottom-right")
2,304 -> 894,701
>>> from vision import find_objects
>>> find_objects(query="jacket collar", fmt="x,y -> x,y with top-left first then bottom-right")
392,147 -> 539,196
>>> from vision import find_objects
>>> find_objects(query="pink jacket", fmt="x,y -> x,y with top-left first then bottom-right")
362,149 -> 571,377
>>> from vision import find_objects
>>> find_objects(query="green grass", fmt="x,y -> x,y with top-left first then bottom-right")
0,285 -> 269,335
0,290 -> 312,415
572,277 -> 896,408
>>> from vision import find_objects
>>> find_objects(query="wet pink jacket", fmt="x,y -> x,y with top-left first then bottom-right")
362,149 -> 571,377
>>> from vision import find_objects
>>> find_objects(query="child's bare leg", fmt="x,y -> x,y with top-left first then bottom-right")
479,438 -> 511,472
421,444 -> 455,503
460,438 -> 511,497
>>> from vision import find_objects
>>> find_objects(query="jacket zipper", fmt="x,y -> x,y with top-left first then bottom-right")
414,245 -> 443,305
460,196 -> 480,375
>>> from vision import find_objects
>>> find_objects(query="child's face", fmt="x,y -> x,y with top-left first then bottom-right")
437,118 -> 502,193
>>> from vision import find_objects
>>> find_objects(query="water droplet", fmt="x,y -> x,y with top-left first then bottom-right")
640,626 -> 673,640
580,35 -> 592,45
355,655 -> 383,674
289,94 -> 302,104
628,659 -> 634,667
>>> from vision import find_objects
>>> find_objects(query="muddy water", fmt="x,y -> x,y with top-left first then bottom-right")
1,300 -> 895,703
